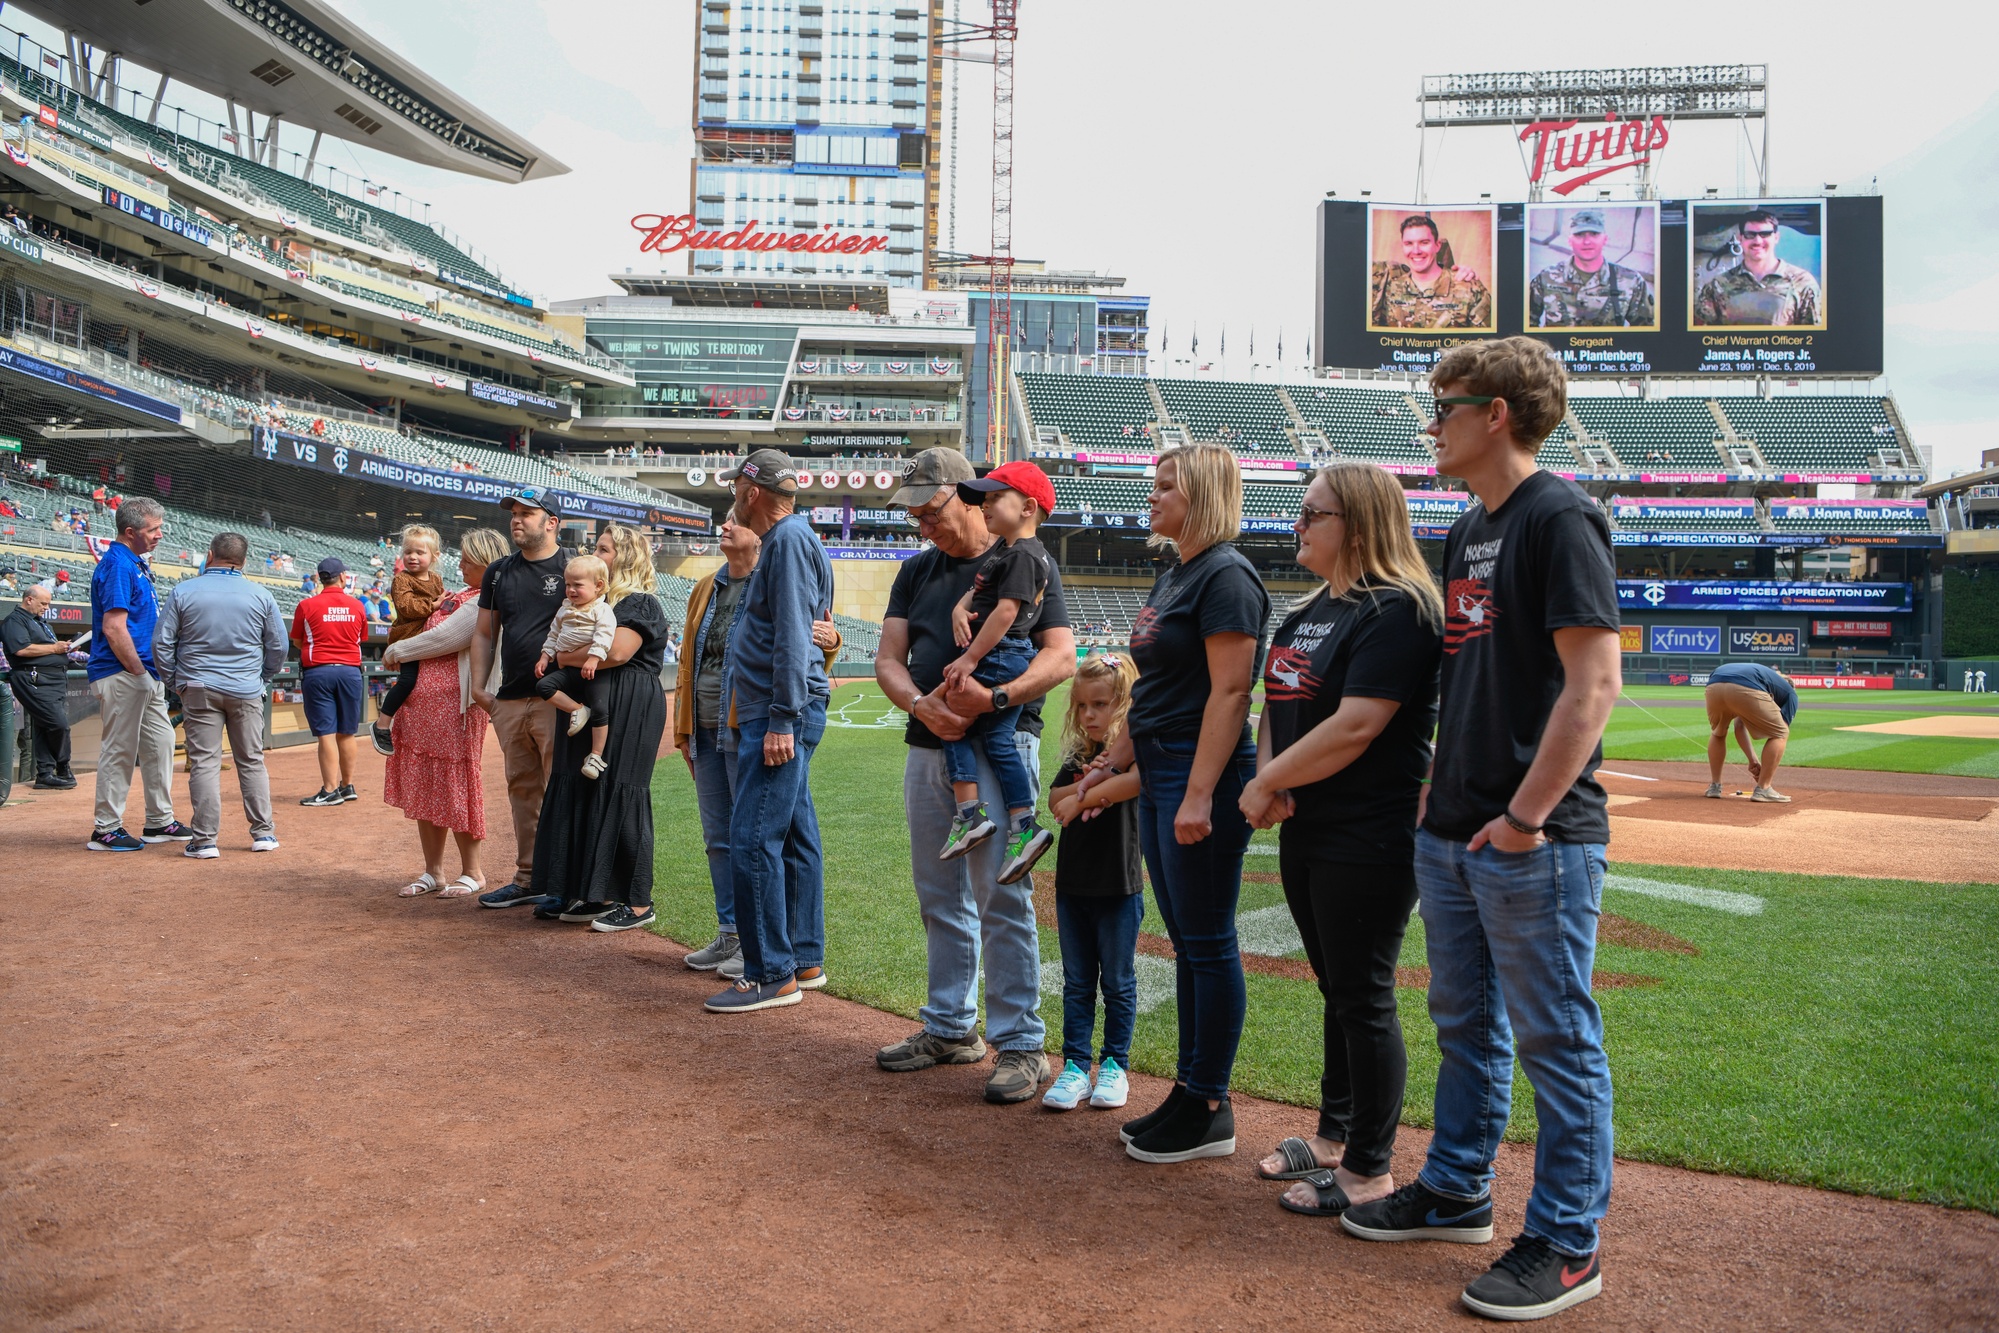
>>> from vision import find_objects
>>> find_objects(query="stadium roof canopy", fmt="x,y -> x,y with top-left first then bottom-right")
608,274 -> 892,313
11,0 -> 566,182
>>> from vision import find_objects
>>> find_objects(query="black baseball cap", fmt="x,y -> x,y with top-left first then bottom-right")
316,556 -> 346,577
501,487 -> 564,519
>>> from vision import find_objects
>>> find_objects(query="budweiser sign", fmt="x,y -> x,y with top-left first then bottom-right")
1519,115 -> 1670,196
632,214 -> 889,256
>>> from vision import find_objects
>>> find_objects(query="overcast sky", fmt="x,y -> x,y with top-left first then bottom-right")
12,1 -> 1995,474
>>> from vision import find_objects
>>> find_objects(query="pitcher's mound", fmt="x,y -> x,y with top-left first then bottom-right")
1836,715 -> 1999,739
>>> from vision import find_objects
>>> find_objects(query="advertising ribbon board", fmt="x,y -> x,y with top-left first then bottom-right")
1617,579 -> 1909,612
101,188 -> 214,247
0,229 -> 42,264
0,345 -> 183,422
465,380 -> 572,420
1729,626 -> 1801,655
1649,625 -> 1722,654
1813,619 -> 1893,638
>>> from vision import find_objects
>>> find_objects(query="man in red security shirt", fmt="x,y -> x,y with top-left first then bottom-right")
292,557 -> 368,807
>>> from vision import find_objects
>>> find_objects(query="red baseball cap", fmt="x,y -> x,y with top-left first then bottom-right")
958,460 -> 1056,516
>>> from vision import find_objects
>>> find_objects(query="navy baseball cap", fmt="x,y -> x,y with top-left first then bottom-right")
317,556 -> 346,577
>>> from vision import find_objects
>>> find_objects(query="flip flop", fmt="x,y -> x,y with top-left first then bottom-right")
398,873 -> 442,898
1257,1136 -> 1333,1181
437,875 -> 485,898
1278,1169 -> 1353,1218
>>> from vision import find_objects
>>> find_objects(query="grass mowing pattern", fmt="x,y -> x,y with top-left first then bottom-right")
651,681 -> 1998,1212
1605,686 -> 1999,778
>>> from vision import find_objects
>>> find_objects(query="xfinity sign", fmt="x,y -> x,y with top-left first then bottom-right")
1650,624 -> 1722,654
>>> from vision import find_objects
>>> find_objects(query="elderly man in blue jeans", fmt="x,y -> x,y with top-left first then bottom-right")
703,449 -> 837,1015
873,448 -> 1076,1104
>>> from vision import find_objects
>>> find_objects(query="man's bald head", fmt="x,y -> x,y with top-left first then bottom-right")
20,585 -> 50,615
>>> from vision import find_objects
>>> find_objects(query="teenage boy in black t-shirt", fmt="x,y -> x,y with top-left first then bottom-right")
1339,338 -> 1623,1325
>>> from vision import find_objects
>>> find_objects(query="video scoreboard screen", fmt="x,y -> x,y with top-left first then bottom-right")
1314,196 -> 1882,377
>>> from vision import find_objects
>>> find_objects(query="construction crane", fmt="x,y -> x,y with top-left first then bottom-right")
936,1 -> 1018,463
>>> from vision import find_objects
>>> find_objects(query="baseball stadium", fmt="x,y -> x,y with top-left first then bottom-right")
2,3 -> 1995,1328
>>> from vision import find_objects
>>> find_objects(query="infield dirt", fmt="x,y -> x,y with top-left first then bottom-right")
4,747 -> 1996,1330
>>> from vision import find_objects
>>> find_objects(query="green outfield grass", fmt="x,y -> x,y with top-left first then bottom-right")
651,680 -> 1999,1213
1604,686 -> 1999,778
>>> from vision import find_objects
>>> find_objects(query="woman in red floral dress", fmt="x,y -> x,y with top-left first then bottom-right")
381,528 -> 511,897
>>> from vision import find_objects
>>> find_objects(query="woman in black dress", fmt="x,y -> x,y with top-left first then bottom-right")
532,523 -> 670,929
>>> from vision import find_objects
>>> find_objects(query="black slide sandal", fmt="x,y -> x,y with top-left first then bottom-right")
1278,1169 -> 1353,1217
1257,1136 -> 1330,1181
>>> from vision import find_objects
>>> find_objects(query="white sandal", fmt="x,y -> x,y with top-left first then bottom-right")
438,875 -> 485,898
399,872 -> 443,898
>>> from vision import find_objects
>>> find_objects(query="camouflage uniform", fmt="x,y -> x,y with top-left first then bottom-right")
1530,260 -> 1654,327
1371,264 -> 1491,329
1694,261 -> 1822,326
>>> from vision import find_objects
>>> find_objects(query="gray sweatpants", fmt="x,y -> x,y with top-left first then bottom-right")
92,671 -> 176,833
180,684 -> 274,844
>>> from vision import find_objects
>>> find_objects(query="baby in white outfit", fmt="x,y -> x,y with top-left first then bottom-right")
534,555 -> 617,778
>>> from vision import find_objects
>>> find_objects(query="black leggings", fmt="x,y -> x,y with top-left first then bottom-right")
378,660 -> 421,718
536,663 -> 607,727
1277,837 -> 1418,1178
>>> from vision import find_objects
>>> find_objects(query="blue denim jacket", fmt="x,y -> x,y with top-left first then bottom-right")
725,512 -> 834,735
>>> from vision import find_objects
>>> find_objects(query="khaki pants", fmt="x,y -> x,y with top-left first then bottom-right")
93,672 -> 176,833
1705,681 -> 1788,741
180,684 -> 274,845
488,696 -> 557,887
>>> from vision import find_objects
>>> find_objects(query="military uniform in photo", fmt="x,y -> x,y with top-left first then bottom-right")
1695,260 -> 1821,326
1371,265 -> 1491,329
1529,212 -> 1653,328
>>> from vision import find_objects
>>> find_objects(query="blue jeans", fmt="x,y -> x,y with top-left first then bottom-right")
938,642 -> 1036,817
903,734 -> 1046,1051
1413,829 -> 1614,1258
1056,892 -> 1144,1068
729,701 -> 828,984
1135,732 -> 1257,1101
688,722 -> 739,930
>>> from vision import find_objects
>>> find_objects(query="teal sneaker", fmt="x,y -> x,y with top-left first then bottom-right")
1089,1058 -> 1130,1109
995,820 -> 1054,884
1042,1059 -> 1091,1111
939,808 -> 996,861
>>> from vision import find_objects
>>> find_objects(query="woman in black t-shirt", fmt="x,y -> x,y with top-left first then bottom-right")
1077,443 -> 1270,1165
1237,462 -> 1442,1218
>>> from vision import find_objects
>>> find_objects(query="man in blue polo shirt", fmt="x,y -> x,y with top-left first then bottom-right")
88,497 -> 188,852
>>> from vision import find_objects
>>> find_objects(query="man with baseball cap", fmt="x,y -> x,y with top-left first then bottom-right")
704,448 -> 837,1013
473,489 -> 573,908
873,448 -> 1076,1103
1529,208 -> 1654,329
293,555 -> 369,806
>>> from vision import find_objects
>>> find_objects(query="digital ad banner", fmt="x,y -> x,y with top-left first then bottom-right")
1316,195 -> 1883,377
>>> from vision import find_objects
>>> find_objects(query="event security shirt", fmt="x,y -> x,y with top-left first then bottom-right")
884,539 -> 1073,749
1708,661 -> 1799,724
290,587 -> 367,668
1424,469 -> 1620,845
87,542 -> 159,681
479,549 -> 570,699
1263,584 -> 1441,864
1127,543 -> 1270,745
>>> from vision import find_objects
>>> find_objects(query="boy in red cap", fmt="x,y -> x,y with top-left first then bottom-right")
932,460 -> 1059,883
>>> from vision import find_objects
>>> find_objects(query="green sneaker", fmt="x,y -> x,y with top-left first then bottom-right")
995,821 -> 1054,884
939,808 -> 997,861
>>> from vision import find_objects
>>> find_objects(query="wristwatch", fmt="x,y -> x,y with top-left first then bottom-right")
989,686 -> 1010,710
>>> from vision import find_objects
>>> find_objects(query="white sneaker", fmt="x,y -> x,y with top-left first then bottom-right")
567,705 -> 591,737
183,841 -> 220,860
1089,1058 -> 1130,1108
581,753 -> 607,779
1042,1060 -> 1091,1111
250,836 -> 281,852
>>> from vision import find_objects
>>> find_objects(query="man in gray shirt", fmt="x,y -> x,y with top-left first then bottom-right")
155,532 -> 289,858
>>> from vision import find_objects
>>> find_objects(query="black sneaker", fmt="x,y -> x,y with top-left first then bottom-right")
141,819 -> 194,842
370,721 -> 395,756
1120,1082 -> 1186,1144
531,897 -> 567,921
1461,1235 -> 1601,1322
479,883 -> 546,909
558,900 -> 619,923
33,774 -> 77,790
591,905 -> 655,933
1126,1093 -> 1235,1163
1340,1179 -> 1496,1245
87,827 -> 146,852
299,788 -> 343,807
338,784 -> 360,803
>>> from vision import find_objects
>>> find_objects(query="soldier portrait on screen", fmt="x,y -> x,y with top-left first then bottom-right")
1367,205 -> 1496,332
1691,202 -> 1826,328
1526,204 -> 1658,330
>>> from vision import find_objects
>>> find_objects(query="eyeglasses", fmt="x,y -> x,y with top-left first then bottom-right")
1296,502 -> 1344,527
1430,394 -> 1498,425
1741,228 -> 1779,239
905,495 -> 952,523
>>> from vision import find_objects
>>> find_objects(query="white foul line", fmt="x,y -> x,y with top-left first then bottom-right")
1605,874 -> 1765,916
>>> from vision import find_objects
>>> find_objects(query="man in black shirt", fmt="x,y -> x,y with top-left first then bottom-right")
873,449 -> 1075,1105
470,490 -> 572,908
1341,338 -> 1622,1325
3,584 -> 74,788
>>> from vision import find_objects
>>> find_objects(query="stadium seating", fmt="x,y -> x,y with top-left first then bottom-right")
1017,373 -> 1158,453
1570,399 -> 1726,469
1154,379 -> 1297,455
1289,384 -> 1432,466
1051,476 -> 1150,513
1712,398 -> 1903,471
